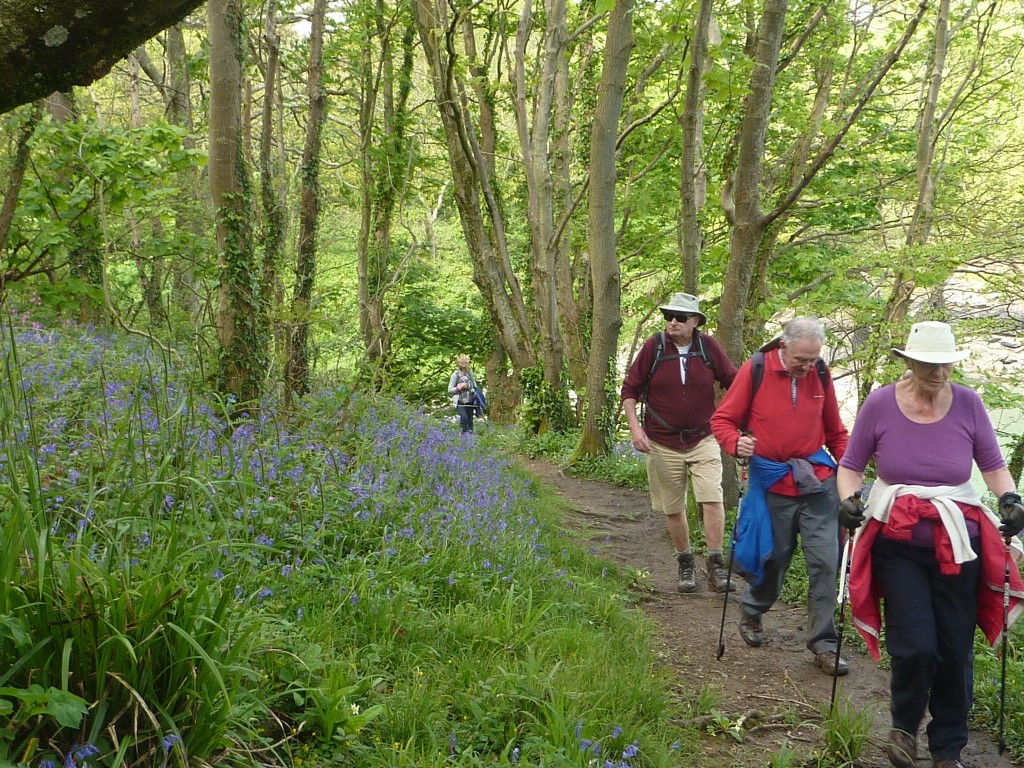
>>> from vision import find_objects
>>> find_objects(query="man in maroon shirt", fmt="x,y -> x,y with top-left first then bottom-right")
621,293 -> 738,593
711,317 -> 850,675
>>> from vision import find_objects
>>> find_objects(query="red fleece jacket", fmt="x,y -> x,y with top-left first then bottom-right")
849,495 -> 1024,661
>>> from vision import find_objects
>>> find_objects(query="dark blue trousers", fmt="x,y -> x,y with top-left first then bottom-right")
456,405 -> 475,433
872,535 -> 979,761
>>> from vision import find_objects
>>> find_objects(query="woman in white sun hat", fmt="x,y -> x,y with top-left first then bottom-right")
836,321 -> 1024,768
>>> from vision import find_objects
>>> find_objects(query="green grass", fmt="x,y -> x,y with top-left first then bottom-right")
0,320 -> 719,768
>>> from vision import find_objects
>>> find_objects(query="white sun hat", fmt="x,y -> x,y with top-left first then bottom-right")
892,321 -> 969,364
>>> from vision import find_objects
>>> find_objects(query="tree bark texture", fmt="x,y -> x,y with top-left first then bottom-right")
578,0 -> 633,457
0,0 -> 205,114
285,0 -> 328,400
209,0 -> 265,407
716,0 -> 789,363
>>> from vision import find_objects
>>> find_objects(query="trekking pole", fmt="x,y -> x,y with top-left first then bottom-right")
830,490 -> 861,713
717,454 -> 748,661
999,534 -> 1011,754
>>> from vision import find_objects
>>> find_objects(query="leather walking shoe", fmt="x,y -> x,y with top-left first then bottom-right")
706,552 -> 731,592
883,729 -> 916,768
814,650 -> 849,676
676,552 -> 697,593
738,615 -> 763,647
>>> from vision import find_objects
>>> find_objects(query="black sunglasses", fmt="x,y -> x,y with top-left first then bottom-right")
662,311 -> 694,323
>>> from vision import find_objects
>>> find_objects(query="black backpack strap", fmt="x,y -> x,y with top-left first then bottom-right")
740,351 -> 765,434
692,330 -> 715,371
640,332 -> 666,404
815,358 -> 829,390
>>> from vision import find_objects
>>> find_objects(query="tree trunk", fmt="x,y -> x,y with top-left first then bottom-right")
259,0 -> 288,380
577,0 -> 633,457
284,0 -> 328,401
0,0 -> 206,113
165,24 -> 203,326
513,0 -> 567,390
716,0 -> 789,363
678,0 -> 715,294
411,0 -> 536,395
0,107 -> 39,288
357,3 -> 416,389
861,0 -> 950,401
209,0 -> 265,408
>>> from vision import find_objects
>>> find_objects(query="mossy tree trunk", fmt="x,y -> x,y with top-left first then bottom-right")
209,0 -> 266,409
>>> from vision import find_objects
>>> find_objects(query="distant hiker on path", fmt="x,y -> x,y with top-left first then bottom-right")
711,316 -> 850,676
448,354 -> 480,434
836,320 -> 1024,768
621,293 -> 738,593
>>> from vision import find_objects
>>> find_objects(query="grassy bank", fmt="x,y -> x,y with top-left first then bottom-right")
0,321 -> 707,767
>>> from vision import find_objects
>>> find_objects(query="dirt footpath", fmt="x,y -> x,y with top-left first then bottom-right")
521,459 -> 1016,768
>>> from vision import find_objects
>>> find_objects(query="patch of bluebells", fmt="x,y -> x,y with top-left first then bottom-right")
558,721 -> 642,768
0,322 -> 560,739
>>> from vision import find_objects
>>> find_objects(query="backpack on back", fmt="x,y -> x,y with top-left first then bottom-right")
742,337 -> 830,431
638,330 -> 716,436
639,330 -> 715,405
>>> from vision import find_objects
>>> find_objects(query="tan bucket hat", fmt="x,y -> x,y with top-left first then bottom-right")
658,292 -> 707,326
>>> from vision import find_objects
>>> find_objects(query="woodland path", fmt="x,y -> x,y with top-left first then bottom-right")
520,458 -> 1017,768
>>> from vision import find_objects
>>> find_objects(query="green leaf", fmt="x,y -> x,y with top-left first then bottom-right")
46,688 -> 89,729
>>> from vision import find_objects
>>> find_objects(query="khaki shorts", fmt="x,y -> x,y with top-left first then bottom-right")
646,435 -> 724,514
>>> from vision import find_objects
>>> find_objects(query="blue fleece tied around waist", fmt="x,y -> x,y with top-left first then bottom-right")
731,448 -> 836,587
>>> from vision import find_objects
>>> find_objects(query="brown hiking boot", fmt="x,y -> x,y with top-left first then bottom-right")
677,552 -> 697,593
706,552 -> 731,592
884,729 -> 916,768
738,615 -> 763,647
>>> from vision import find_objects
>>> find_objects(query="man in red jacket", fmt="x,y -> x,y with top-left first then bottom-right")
621,293 -> 738,593
711,317 -> 850,675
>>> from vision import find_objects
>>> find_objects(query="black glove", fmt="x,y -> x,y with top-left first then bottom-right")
998,491 -> 1024,539
838,493 -> 866,532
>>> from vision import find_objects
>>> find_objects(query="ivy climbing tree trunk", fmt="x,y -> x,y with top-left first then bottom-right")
577,0 -> 633,457
209,0 -> 266,408
356,1 -> 416,389
284,0 -> 328,401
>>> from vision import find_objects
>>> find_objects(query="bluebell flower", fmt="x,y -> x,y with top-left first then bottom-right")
65,743 -> 100,767
161,734 -> 182,752
622,742 -> 639,759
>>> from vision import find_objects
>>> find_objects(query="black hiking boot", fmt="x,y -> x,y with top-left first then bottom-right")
676,552 -> 697,593
706,552 -> 731,593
